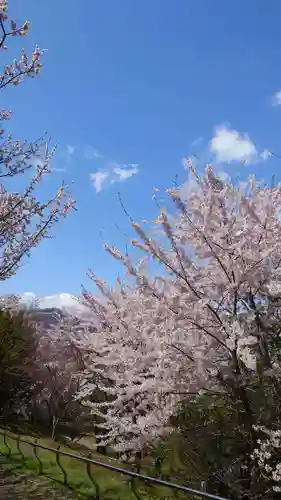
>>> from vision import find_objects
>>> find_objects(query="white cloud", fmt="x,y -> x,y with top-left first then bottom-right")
217,171 -> 231,182
58,144 -> 76,166
84,145 -> 102,160
29,156 -> 66,175
260,149 -> 272,161
113,164 -> 139,180
179,170 -> 200,201
90,163 -> 139,194
209,125 -> 258,164
31,157 -> 44,169
272,90 -> 281,106
66,144 -> 75,156
90,171 -> 109,193
19,292 -> 40,310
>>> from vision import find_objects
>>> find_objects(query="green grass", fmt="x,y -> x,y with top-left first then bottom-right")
0,430 -> 191,499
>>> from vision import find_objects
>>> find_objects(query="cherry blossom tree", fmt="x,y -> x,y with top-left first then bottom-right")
31,361 -> 81,439
0,295 -> 92,439
77,161 -> 281,497
0,0 -> 75,280
28,311 -> 95,440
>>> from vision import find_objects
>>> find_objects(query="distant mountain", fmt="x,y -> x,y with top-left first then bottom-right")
25,307 -> 67,329
20,292 -> 92,317
19,293 -> 99,330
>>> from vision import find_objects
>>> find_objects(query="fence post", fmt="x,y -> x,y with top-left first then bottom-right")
201,480 -> 207,491
3,429 -> 11,458
16,435 -> 26,464
55,444 -> 68,485
86,452 -> 101,500
33,438 -> 43,475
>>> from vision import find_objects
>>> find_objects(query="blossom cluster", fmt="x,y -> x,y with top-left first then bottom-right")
0,1 -> 43,88
0,0 -> 76,279
251,426 -> 281,492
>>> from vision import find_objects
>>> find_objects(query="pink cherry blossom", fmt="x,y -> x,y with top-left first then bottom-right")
76,161 -> 281,454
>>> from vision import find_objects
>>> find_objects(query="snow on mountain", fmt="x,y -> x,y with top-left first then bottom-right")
39,293 -> 90,317
19,292 -> 96,321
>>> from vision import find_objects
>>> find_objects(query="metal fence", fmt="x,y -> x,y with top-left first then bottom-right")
0,428 -> 228,500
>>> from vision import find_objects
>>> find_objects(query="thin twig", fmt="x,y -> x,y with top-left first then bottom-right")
117,191 -> 133,222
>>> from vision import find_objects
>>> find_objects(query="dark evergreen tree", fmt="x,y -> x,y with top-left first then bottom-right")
0,308 -> 36,422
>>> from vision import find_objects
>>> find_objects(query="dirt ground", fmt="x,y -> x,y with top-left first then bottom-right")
0,466 -> 77,499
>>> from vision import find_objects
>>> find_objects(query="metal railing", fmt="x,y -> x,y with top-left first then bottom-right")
0,428 -> 229,500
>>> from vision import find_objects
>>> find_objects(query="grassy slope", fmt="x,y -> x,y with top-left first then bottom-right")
0,431 -> 191,499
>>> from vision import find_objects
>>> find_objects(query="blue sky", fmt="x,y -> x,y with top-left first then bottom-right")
2,0 -> 281,297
